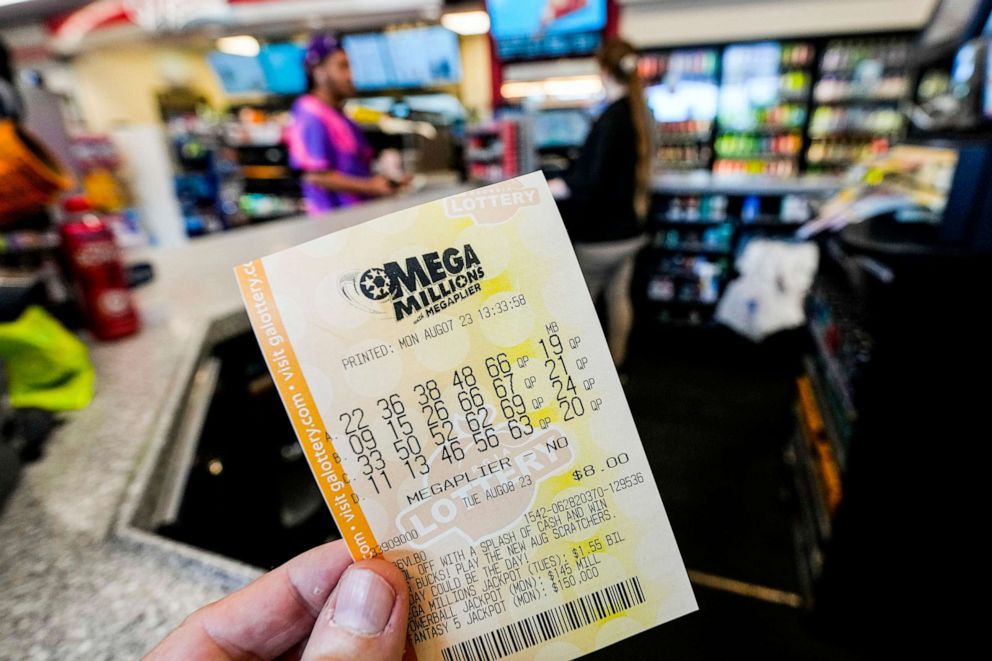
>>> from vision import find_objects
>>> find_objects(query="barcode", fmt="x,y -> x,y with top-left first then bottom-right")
440,577 -> 646,661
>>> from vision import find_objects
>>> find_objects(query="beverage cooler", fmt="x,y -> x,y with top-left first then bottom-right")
639,34 -> 917,178
714,41 -> 815,177
807,38 -> 912,174
639,48 -> 721,174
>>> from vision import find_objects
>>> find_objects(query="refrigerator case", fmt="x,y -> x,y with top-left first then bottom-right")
714,41 -> 816,177
641,48 -> 721,173
806,38 -> 913,174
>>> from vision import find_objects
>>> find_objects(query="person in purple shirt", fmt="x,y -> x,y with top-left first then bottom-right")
286,34 -> 395,215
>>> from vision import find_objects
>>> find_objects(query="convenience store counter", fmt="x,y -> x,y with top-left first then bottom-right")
0,184 -> 468,660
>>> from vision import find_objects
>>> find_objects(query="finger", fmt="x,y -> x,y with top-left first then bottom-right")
145,540 -> 355,660
301,558 -> 410,661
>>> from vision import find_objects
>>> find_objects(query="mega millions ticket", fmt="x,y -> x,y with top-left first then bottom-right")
235,172 -> 696,660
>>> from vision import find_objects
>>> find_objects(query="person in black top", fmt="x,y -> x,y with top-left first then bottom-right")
549,37 -> 652,368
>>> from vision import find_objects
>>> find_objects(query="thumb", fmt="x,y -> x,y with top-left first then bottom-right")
302,558 -> 410,661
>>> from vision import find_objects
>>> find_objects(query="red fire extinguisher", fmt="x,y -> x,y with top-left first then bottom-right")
59,195 -> 139,340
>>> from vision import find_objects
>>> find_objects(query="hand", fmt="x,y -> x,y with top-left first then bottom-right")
145,540 -> 409,661
547,178 -> 571,200
365,175 -> 395,198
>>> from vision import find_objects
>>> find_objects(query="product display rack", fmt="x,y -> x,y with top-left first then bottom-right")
714,41 -> 816,178
167,112 -> 304,236
465,117 -> 535,185
786,228 -> 876,606
641,174 -> 842,326
639,48 -> 721,173
637,32 -> 916,178
806,37 -> 913,174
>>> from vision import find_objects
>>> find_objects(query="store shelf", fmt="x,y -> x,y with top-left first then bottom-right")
714,152 -> 800,160
792,411 -> 834,542
652,172 -> 844,195
656,161 -> 712,170
808,323 -> 857,418
738,220 -> 806,229
803,356 -> 849,470
654,244 -> 732,256
658,133 -> 712,143
786,434 -> 823,605
819,65 -> 907,76
652,267 -> 725,280
647,297 -> 719,307
717,125 -> 805,135
652,217 -> 733,227
813,96 -> 904,105
653,314 -> 720,328
808,129 -> 902,139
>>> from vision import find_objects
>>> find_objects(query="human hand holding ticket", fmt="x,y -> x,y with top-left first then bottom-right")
234,173 -> 696,660
146,540 -> 410,660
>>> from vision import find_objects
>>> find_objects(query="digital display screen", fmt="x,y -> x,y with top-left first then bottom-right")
343,27 -> 462,90
258,43 -> 307,95
343,32 -> 394,90
488,0 -> 606,60
533,108 -> 592,148
384,26 -> 462,87
207,51 -> 267,94
488,0 -> 607,39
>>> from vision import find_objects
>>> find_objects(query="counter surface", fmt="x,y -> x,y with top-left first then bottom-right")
0,185 -> 468,660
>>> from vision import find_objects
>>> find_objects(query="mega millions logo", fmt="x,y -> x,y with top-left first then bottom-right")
342,244 -> 485,323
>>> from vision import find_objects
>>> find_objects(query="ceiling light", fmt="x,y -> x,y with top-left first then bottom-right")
216,35 -> 260,57
441,10 -> 491,36
0,0 -> 33,8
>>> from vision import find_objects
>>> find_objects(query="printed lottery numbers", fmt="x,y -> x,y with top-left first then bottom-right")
377,393 -> 429,478
453,366 -> 500,456
414,379 -> 463,463
540,327 -> 585,422
485,352 -> 533,439
339,408 -> 392,494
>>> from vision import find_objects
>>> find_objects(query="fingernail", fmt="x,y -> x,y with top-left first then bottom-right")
332,569 -> 395,635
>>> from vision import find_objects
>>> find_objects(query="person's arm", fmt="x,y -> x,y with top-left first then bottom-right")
289,112 -> 394,198
304,170 -> 394,197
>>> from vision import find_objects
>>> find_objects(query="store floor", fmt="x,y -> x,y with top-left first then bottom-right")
588,323 -> 865,660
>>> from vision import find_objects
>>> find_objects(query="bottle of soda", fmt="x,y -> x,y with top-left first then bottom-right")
58,195 -> 139,340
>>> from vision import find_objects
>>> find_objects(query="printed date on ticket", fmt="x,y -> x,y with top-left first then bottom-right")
235,173 -> 696,660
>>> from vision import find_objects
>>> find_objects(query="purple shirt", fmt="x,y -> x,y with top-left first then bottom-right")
285,94 -> 374,214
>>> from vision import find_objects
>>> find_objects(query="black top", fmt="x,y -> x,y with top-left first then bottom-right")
561,95 -> 643,243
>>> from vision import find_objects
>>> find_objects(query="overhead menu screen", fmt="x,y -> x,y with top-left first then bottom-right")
343,32 -> 394,91
488,0 -> 607,60
344,27 -> 462,91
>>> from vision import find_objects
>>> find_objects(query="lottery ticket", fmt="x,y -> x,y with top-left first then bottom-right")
235,172 -> 696,660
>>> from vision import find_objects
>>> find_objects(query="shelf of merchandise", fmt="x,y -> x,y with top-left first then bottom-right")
804,36 -> 913,172
714,41 -> 816,178
643,175 -> 843,325
640,48 -> 721,175
652,217 -> 733,227
654,244 -> 732,256
638,33 -> 915,177
465,118 -> 535,185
